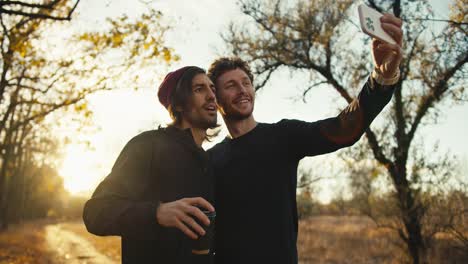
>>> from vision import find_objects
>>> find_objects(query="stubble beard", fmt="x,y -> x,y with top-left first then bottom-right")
191,114 -> 218,130
223,104 -> 254,122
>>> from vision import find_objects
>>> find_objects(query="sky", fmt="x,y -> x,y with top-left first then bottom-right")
57,0 -> 467,202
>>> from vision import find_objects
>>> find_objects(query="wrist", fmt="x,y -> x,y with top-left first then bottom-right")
372,68 -> 400,85
154,201 -> 162,224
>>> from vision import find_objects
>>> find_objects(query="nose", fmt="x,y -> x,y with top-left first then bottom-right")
237,83 -> 248,94
207,87 -> 216,101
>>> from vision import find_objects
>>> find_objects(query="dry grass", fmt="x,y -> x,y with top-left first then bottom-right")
1,217 -> 465,264
59,221 -> 121,262
0,220 -> 55,264
297,216 -> 468,264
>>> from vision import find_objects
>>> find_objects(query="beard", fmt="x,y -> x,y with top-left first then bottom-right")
220,104 -> 254,121
186,113 -> 218,129
225,111 -> 252,121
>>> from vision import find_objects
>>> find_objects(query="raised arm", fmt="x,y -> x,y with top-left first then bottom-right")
280,14 -> 403,159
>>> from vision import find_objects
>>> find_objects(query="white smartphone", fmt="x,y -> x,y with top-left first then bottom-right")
358,4 -> 396,45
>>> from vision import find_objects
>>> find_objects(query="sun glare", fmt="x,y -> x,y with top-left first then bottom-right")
59,144 -> 102,196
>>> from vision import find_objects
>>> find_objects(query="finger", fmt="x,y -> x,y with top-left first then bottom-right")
175,220 -> 198,240
187,205 -> 211,226
186,197 -> 215,212
375,42 -> 402,56
381,23 -> 403,46
181,214 -> 206,236
372,39 -> 384,49
380,13 -> 403,27
372,39 -> 396,56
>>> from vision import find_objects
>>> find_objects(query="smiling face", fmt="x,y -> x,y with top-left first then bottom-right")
215,68 -> 255,120
180,73 -> 218,129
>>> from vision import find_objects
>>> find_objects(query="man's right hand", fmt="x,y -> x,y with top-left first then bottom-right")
156,197 -> 215,240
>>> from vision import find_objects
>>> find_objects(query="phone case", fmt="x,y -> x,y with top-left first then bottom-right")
358,4 -> 396,45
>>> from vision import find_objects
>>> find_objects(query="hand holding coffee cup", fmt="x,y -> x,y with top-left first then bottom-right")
156,197 -> 214,240
190,208 -> 216,255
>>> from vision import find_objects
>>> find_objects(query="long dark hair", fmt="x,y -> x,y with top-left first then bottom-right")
167,66 -> 206,126
166,66 -> 220,141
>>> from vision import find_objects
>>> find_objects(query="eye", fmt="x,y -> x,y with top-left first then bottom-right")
194,87 -> 202,93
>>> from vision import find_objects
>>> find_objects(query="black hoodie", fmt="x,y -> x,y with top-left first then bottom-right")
83,126 -> 214,264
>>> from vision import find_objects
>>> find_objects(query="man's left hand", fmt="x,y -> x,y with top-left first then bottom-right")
372,14 -> 403,78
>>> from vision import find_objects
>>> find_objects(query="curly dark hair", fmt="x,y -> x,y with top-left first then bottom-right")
207,57 -> 254,85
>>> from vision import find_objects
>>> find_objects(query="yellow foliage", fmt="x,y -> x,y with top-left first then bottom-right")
449,0 -> 467,23
163,48 -> 172,62
12,40 -> 33,58
74,102 -> 87,112
84,110 -> 93,118
111,33 -> 127,47
31,58 -> 46,67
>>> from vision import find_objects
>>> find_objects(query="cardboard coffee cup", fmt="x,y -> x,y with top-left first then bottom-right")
191,210 -> 216,253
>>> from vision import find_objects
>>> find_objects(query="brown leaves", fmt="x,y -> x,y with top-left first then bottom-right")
0,222 -> 54,264
449,0 -> 467,24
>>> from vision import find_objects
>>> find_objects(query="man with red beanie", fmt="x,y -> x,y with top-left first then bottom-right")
83,66 -> 218,263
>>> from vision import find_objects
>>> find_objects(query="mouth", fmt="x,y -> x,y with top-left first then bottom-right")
203,103 -> 217,113
233,97 -> 251,105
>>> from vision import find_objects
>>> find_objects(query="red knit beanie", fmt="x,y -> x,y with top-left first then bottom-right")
157,66 -> 191,109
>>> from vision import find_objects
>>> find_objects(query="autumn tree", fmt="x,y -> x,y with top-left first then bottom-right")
296,166 -> 327,218
0,0 -> 79,21
223,0 -> 467,263
0,0 -> 178,229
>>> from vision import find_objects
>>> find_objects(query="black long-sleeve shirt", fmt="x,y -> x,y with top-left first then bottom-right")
208,77 -> 395,264
83,126 -> 214,264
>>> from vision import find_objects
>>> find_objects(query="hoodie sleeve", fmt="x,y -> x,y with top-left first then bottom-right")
82,132 -> 162,240
279,76 -> 395,159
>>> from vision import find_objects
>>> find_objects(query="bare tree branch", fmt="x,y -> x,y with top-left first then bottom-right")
407,52 -> 468,145
407,18 -> 468,26
0,0 -> 80,21
0,0 -> 60,10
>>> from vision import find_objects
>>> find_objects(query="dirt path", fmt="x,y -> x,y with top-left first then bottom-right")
45,224 -> 117,264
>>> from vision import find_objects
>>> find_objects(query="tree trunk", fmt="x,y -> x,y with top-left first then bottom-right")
0,153 -> 12,231
391,164 -> 426,264
403,204 -> 425,263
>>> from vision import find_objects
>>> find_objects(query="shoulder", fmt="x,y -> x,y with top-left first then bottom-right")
123,129 -> 168,153
111,130 -> 161,170
128,129 -> 161,144
271,118 -> 307,132
208,138 -> 229,155
274,118 -> 304,127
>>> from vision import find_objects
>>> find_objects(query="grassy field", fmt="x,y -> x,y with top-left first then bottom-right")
58,216 -> 468,263
297,216 -> 467,264
1,216 -> 466,263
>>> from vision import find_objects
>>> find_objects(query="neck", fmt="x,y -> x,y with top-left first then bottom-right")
175,122 -> 206,147
223,115 -> 257,138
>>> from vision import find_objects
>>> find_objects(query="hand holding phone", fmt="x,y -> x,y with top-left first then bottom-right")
358,4 -> 397,45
